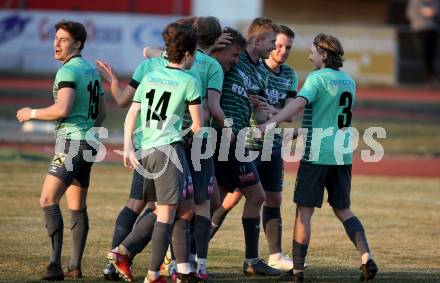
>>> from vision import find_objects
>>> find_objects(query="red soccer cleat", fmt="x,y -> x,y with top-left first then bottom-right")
107,251 -> 134,282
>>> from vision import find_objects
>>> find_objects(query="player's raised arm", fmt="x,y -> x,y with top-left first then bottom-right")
96,60 -> 136,108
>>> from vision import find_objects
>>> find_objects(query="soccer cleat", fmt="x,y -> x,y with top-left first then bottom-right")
144,275 -> 167,283
41,262 -> 64,281
279,269 -> 304,282
268,254 -> 294,271
107,251 -> 134,282
65,267 -> 83,279
160,259 -> 177,278
242,259 -> 282,276
176,272 -> 200,283
103,262 -> 121,281
197,270 -> 209,282
360,259 -> 378,281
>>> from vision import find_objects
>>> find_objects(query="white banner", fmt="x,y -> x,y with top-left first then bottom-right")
0,10 -> 179,75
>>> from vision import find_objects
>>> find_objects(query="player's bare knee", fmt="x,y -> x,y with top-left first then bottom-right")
333,207 -> 353,222
126,198 -> 146,214
39,196 -> 57,208
177,200 -> 194,220
297,205 -> 314,219
249,189 -> 265,206
264,192 -> 281,207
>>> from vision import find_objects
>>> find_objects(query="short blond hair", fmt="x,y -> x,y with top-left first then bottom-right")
246,17 -> 279,40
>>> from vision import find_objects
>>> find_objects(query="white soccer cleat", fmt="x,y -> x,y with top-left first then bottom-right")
268,254 -> 294,271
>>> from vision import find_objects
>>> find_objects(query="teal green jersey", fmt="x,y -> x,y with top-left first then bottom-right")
187,49 -> 224,99
129,57 -> 167,148
132,65 -> 201,150
298,68 -> 356,165
216,51 -> 268,135
53,55 -> 103,140
246,61 -> 299,150
182,50 -> 224,137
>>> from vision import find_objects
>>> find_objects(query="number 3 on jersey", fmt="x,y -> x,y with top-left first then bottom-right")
145,89 -> 171,129
338,91 -> 352,129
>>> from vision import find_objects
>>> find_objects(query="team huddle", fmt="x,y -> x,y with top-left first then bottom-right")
16,16 -> 379,283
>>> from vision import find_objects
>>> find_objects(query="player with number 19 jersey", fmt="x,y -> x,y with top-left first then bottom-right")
298,68 -> 356,165
133,65 -> 201,150
53,55 -> 103,140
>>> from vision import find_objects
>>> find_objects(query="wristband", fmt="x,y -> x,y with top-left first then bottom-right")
30,109 -> 37,119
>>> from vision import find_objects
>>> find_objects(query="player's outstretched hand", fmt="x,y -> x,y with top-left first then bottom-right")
16,107 -> 32,123
96,60 -> 117,84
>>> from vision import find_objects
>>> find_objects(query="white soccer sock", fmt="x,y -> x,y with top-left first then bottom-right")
177,263 -> 192,274
361,252 -> 372,264
196,258 -> 207,274
269,252 -> 283,262
245,257 -> 259,265
146,271 -> 159,281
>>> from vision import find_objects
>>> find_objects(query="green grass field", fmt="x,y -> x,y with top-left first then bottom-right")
0,162 -> 439,282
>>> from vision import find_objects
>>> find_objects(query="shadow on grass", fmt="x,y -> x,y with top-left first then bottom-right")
209,266 -> 440,283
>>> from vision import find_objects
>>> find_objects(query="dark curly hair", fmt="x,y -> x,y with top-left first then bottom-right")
313,33 -> 344,69
54,20 -> 87,50
162,23 -> 197,63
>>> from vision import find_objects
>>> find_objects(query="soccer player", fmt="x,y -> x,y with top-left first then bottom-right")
246,24 -> 299,270
97,36 -> 166,283
107,23 -> 204,283
211,17 -> 281,276
259,33 -> 378,282
16,20 -> 106,280
144,17 -> 228,281
210,24 -> 300,271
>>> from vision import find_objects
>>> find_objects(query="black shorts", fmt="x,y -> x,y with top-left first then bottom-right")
47,139 -> 97,188
129,167 -> 144,200
185,149 -> 214,204
140,143 -> 193,205
294,162 -> 352,209
253,147 -> 284,193
214,137 -> 260,193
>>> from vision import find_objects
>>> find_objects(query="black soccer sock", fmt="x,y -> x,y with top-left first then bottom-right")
190,217 -> 196,258
242,217 -> 260,259
149,222 -> 172,272
343,216 -> 371,255
262,206 -> 282,255
170,243 -> 176,260
292,240 -> 308,271
68,207 -> 89,270
121,210 -> 157,256
43,205 -> 64,266
111,206 -> 140,249
172,217 -> 191,264
194,215 -> 211,259
210,206 -> 229,239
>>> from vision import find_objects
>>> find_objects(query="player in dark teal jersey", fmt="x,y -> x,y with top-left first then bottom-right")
259,33 -> 378,282
211,25 -> 299,271
210,18 -> 282,277
16,20 -> 106,280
